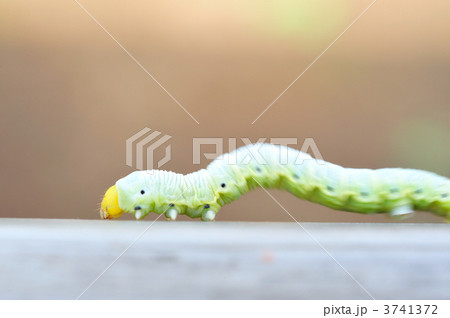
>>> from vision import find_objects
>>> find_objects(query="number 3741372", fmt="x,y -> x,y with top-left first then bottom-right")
383,305 -> 438,315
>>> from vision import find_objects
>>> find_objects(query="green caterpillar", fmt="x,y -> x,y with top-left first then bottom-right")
100,143 -> 450,221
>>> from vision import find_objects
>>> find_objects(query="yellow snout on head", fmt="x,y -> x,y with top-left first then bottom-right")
100,185 -> 124,219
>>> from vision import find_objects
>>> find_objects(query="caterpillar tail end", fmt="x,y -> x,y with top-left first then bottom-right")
389,204 -> 415,220
201,210 -> 216,222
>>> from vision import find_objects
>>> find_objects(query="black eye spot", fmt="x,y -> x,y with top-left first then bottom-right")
293,174 -> 299,179
204,204 -> 210,209
255,167 -> 261,172
442,193 -> 449,198
327,186 -> 334,191
221,183 -> 226,188
134,206 -> 141,211
140,190 -> 145,195
169,203 -> 174,207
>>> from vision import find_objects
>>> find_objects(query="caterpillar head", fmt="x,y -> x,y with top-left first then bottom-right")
100,185 -> 124,219
115,171 -> 155,218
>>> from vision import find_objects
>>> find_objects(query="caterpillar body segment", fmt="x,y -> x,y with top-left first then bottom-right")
100,143 -> 450,221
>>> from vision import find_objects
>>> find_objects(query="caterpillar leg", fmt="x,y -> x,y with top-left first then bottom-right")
389,204 -> 415,220
135,210 -> 148,220
165,208 -> 178,221
201,210 -> 216,222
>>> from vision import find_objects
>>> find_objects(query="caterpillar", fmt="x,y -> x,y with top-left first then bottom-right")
100,143 -> 450,221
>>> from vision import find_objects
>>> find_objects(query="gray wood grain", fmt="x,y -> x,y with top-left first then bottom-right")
0,219 -> 449,299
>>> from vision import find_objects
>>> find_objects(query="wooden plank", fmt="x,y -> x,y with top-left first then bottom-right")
0,219 -> 449,299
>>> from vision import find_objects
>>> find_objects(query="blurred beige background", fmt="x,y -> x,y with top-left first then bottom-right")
1,0 -> 449,222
